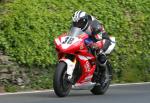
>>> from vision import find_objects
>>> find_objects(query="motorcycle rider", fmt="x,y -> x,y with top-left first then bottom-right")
72,10 -> 111,65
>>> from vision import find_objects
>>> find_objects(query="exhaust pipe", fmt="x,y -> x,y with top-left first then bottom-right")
72,82 -> 96,90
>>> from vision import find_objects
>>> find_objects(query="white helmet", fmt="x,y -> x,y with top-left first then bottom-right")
72,10 -> 92,31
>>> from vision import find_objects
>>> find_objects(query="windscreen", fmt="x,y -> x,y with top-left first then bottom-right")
68,27 -> 84,37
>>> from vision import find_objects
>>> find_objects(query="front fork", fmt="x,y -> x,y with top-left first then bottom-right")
59,58 -> 76,80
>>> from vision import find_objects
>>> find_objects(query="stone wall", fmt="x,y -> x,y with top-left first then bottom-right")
0,51 -> 30,92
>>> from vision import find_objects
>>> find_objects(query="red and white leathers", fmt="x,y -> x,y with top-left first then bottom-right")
72,11 -> 111,54
83,16 -> 111,64
84,16 -> 111,53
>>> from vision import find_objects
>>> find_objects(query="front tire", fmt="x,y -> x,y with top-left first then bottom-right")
91,62 -> 112,95
53,62 -> 72,97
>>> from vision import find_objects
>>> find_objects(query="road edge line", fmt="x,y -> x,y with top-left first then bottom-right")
110,82 -> 150,86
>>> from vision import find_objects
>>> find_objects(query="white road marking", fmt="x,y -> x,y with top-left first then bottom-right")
0,90 -> 53,96
110,82 -> 150,86
0,82 -> 150,96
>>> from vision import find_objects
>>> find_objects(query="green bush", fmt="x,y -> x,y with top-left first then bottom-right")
0,0 -> 150,82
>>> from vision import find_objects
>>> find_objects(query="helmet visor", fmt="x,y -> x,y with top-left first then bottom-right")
73,18 -> 88,30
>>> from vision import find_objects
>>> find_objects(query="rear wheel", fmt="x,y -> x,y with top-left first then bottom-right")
91,62 -> 112,95
53,62 -> 72,97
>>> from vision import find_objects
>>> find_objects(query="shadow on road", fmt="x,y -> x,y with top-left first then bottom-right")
22,90 -> 98,98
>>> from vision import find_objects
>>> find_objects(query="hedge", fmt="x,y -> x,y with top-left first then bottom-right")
0,0 -> 150,82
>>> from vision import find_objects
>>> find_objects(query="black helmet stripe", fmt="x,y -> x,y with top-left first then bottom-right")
77,11 -> 82,19
75,10 -> 81,21
75,11 -> 78,20
76,11 -> 80,20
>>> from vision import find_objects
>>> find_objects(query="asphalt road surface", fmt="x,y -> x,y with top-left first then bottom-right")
0,83 -> 150,103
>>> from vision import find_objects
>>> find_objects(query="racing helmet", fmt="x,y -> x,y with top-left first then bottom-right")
72,10 -> 92,31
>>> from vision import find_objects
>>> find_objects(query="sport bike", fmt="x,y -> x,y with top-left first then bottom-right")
53,27 -> 116,97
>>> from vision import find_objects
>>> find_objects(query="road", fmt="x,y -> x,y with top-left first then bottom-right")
0,83 -> 150,103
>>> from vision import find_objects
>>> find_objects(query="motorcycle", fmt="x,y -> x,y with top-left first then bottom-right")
53,27 -> 116,97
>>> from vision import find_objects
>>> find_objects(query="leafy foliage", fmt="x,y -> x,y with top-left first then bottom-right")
0,0 -> 150,82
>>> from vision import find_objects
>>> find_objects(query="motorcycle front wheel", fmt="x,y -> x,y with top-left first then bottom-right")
53,62 -> 72,97
91,61 -> 112,95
